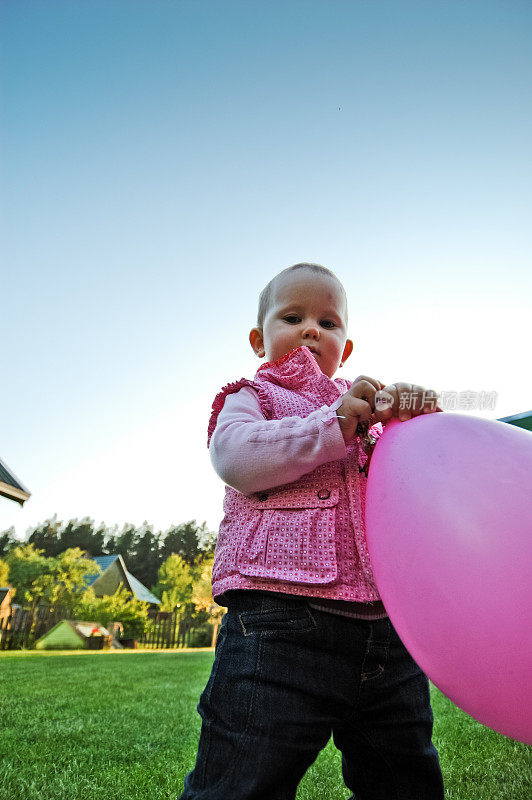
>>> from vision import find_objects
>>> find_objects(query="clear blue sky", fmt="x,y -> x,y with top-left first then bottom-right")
2,0 -> 531,541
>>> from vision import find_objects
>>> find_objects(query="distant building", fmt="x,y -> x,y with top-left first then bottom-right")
86,554 -> 161,607
498,410 -> 532,432
0,457 -> 30,505
0,587 -> 14,625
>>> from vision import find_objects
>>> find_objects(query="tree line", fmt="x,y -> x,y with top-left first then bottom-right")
0,517 -> 222,644
0,515 -> 217,590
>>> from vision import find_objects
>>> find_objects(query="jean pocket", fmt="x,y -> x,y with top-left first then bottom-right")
238,605 -> 317,637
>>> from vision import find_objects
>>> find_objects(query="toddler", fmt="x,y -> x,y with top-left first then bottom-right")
179,263 -> 444,800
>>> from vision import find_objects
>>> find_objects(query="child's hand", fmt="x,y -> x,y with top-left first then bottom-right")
374,382 -> 442,423
336,375 -> 385,443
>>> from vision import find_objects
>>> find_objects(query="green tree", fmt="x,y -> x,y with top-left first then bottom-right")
59,518 -> 107,557
129,523 -> 161,590
191,555 -> 225,646
0,557 -> 9,586
105,523 -> 138,564
0,527 -> 18,560
5,543 -> 50,609
153,553 -> 192,612
72,586 -> 149,639
160,521 -> 216,567
45,547 -> 100,608
5,544 -> 99,611
27,515 -> 64,557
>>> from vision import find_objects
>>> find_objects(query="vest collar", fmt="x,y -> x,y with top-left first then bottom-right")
255,346 -> 341,392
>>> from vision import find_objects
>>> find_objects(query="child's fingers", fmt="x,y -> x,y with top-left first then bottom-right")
376,383 -> 399,419
336,395 -> 374,442
352,375 -> 386,393
409,385 -> 439,416
393,383 -> 414,421
348,380 -> 378,411
353,398 -> 374,424
376,383 -> 440,421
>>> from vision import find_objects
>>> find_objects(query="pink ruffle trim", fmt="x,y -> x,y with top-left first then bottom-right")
207,378 -> 274,447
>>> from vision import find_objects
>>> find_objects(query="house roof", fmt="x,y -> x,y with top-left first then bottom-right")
125,570 -> 161,605
0,457 -> 30,505
90,554 -> 121,575
498,410 -> 532,432
86,554 -> 161,605
0,587 -> 13,605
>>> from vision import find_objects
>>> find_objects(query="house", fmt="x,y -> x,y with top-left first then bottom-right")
34,620 -> 113,650
0,587 -> 14,625
499,410 -> 532,432
86,554 -> 161,607
0,457 -> 30,505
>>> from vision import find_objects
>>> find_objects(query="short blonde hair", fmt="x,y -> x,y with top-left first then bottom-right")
256,263 -> 348,328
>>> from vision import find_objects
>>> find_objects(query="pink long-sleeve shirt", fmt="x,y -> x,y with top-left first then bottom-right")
210,386 -> 347,495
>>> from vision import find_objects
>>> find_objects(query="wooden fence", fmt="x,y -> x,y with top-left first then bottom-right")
139,610 -> 213,649
0,605 -> 215,650
0,604 -> 72,650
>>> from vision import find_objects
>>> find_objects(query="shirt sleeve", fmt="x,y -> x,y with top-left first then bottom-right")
209,385 -> 347,495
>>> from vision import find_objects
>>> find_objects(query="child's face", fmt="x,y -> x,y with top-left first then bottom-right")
250,269 -> 353,378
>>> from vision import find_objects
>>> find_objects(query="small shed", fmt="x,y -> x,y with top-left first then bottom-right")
35,620 -> 112,650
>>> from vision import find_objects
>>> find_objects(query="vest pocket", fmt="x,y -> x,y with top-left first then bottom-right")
237,488 -> 339,585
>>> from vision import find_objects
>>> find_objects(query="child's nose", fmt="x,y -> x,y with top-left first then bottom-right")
302,325 -> 320,340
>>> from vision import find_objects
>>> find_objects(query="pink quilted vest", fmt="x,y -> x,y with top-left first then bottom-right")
207,346 -> 381,604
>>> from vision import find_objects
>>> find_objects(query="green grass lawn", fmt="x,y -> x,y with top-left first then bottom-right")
0,649 -> 529,799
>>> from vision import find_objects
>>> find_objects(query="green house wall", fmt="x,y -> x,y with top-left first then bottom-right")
91,561 -> 123,596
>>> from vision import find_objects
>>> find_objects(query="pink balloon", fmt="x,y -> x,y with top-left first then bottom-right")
365,413 -> 532,744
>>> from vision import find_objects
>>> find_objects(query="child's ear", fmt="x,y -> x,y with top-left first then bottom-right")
341,339 -> 354,366
249,328 -> 265,358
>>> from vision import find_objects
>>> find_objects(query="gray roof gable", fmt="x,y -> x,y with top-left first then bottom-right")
0,457 -> 30,505
124,570 -> 161,605
86,554 -> 160,605
88,555 -> 121,579
498,410 -> 532,432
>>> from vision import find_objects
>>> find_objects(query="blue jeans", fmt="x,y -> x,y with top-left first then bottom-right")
179,591 -> 444,800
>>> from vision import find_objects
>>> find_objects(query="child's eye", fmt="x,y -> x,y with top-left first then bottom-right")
320,320 -> 336,329
283,315 -> 300,324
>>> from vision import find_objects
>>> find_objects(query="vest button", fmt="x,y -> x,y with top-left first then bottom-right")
257,492 -> 269,502
317,489 -> 331,500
